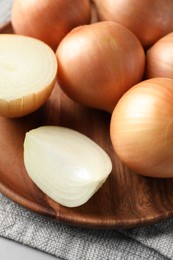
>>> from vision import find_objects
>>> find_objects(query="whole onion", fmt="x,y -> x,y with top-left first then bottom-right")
56,21 -> 145,113
11,0 -> 91,50
145,33 -> 173,79
110,78 -> 173,178
93,0 -> 173,48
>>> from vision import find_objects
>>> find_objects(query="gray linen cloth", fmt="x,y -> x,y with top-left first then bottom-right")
0,1 -> 173,259
0,192 -> 172,260
0,0 -> 12,28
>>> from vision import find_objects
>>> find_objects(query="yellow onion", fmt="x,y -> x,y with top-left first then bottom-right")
56,21 -> 145,113
11,0 -> 91,51
93,0 -> 173,48
110,78 -> 173,178
146,33 -> 173,79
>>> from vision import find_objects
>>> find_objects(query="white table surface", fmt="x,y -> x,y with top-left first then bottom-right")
0,236 -> 61,259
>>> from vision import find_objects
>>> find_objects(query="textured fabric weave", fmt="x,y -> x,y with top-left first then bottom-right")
0,0 -> 12,28
0,193 -> 170,260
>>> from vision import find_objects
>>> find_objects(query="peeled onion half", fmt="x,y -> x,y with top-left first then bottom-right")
0,34 -> 57,118
24,126 -> 112,207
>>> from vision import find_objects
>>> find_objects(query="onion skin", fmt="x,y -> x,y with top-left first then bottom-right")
110,78 -> 173,178
0,80 -> 56,118
93,0 -> 173,49
11,0 -> 91,51
56,21 -> 145,113
145,33 -> 173,79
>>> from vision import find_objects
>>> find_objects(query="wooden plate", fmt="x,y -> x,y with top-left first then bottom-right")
1,25 -> 173,229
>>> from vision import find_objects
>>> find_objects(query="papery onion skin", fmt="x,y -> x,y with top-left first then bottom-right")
24,126 -> 112,207
145,33 -> 173,79
11,0 -> 91,51
0,82 -> 56,118
110,78 -> 173,178
56,21 -> 145,113
93,0 -> 173,49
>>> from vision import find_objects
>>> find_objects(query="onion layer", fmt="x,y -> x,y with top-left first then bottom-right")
56,21 -> 145,113
0,34 -> 57,118
110,78 -> 173,178
24,126 -> 112,207
146,33 -> 173,79
11,0 -> 91,51
93,0 -> 173,48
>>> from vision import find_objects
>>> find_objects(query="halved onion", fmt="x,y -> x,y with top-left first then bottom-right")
24,126 -> 112,207
0,34 -> 57,118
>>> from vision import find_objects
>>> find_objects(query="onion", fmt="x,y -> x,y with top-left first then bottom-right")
145,33 -> 173,79
110,78 -> 173,178
56,21 -> 145,113
90,1 -> 98,24
24,126 -> 112,207
0,34 -> 57,118
11,0 -> 91,51
93,0 -> 173,48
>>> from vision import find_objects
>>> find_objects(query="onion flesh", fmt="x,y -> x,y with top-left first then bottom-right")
110,78 -> 173,178
0,34 -> 57,118
24,126 -> 112,207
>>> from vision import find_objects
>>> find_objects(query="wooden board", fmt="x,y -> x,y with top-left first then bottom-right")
1,24 -> 173,229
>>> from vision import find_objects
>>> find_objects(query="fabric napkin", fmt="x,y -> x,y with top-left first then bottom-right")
0,0 -> 12,28
0,192 -> 172,260
0,1 -> 173,259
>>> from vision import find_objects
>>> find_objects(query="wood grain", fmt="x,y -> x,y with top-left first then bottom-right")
1,24 -> 173,229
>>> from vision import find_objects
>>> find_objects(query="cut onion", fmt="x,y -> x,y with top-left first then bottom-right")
0,34 -> 57,118
24,126 -> 112,207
